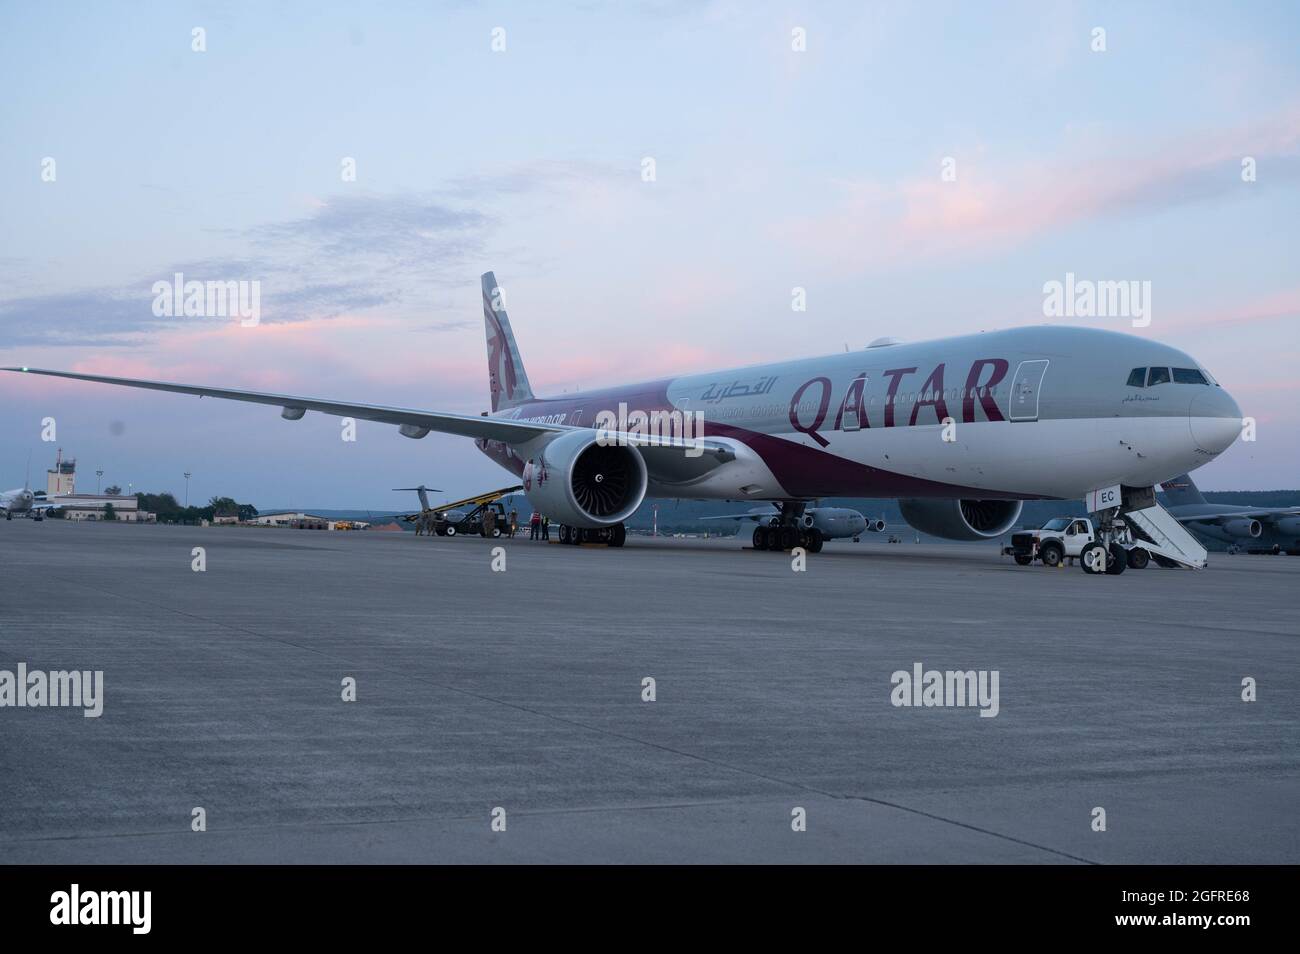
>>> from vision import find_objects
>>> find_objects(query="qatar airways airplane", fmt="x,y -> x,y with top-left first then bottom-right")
4,271 -> 1241,568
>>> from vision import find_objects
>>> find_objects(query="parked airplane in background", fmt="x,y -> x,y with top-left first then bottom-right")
392,484 -> 442,514
1,484 -> 58,520
1163,473 -> 1300,554
1,485 -> 35,519
700,505 -> 883,551
4,270 -> 1243,571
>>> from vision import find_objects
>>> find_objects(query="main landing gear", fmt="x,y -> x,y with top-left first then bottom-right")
750,502 -> 823,553
556,523 -> 626,547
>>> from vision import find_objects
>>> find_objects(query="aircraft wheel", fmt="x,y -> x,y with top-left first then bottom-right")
609,524 -> 626,547
1105,543 -> 1127,575
806,528 -> 824,553
753,526 -> 768,550
1014,554 -> 1033,566
1039,541 -> 1063,567
1080,542 -> 1107,574
1126,547 -> 1150,570
780,526 -> 797,551
445,525 -> 456,536
558,525 -> 570,544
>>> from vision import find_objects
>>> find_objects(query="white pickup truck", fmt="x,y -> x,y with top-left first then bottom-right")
1004,517 -> 1151,574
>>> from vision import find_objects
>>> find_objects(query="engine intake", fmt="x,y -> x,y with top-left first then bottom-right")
523,429 -> 648,529
897,498 -> 1023,541
1221,518 -> 1262,539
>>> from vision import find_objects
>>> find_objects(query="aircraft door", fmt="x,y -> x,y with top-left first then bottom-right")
1008,359 -> 1049,422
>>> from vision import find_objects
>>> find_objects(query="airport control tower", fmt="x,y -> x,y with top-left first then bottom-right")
47,448 -> 75,496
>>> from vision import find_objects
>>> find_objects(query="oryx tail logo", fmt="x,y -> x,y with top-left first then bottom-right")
483,284 -> 519,411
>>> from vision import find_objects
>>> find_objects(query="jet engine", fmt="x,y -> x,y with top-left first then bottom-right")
1274,517 -> 1300,537
523,429 -> 648,529
1220,518 -> 1262,539
897,498 -> 1023,541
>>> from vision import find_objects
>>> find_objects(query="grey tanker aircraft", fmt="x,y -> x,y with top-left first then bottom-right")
1162,472 -> 1300,554
699,505 -> 884,551
4,271 -> 1242,569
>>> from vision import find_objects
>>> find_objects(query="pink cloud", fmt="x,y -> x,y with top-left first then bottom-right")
1162,287 -> 1300,334
780,107 -> 1300,267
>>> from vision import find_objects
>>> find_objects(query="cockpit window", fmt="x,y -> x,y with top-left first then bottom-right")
1126,368 -> 1146,388
1172,367 -> 1208,385
1146,366 -> 1171,386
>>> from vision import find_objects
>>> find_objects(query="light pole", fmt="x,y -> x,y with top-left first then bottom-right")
96,468 -> 103,493
184,472 -> 191,508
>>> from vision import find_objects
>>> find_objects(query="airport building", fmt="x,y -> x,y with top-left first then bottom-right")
249,511 -> 369,531
47,449 -> 76,496
55,494 -> 153,522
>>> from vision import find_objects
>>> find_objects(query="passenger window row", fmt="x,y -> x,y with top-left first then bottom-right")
1127,366 -> 1208,388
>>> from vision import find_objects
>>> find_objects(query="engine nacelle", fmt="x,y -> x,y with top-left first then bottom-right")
897,498 -> 1023,541
522,429 -> 648,529
1221,518 -> 1262,539
1274,517 -> 1300,537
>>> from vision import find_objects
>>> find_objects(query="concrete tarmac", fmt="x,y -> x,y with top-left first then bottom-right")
1,519 -> 1296,864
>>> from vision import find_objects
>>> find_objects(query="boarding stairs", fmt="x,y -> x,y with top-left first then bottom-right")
1124,502 -> 1208,570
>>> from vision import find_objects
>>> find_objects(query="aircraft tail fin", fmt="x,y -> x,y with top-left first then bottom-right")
1160,473 -> 1207,508
393,485 -> 441,511
481,271 -> 536,412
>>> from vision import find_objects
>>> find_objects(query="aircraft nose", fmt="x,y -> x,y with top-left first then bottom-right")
1189,388 -> 1242,454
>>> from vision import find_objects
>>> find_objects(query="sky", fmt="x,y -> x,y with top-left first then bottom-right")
1,0 -> 1297,508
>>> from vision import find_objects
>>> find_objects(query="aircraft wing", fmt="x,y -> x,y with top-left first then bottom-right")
699,512 -> 772,523
1180,509 -> 1300,524
3,368 -> 567,445
3,370 -> 740,469
1236,509 -> 1300,522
